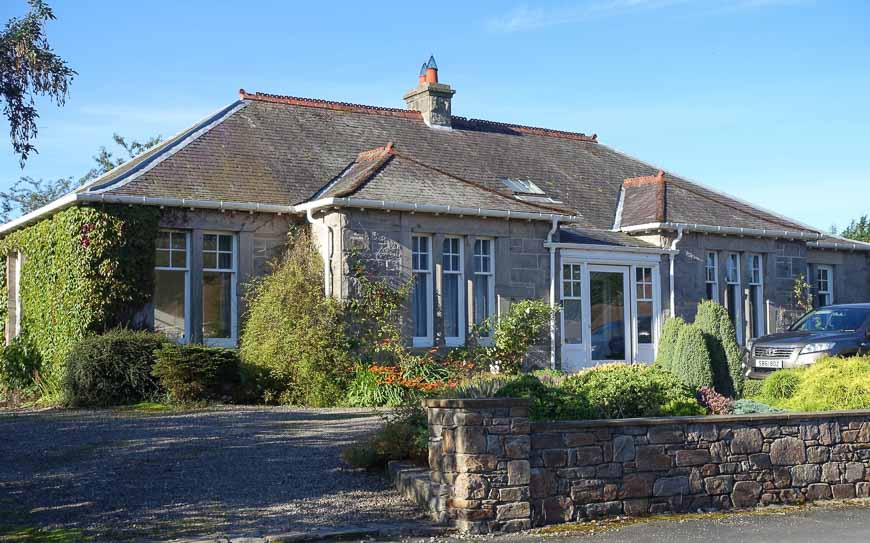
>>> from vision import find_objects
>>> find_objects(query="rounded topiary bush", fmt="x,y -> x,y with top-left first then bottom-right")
62,329 -> 168,407
694,300 -> 744,397
671,324 -> 715,389
761,370 -> 801,401
655,317 -> 686,370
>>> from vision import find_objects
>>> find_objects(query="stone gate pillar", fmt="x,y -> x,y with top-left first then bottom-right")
423,398 -> 532,533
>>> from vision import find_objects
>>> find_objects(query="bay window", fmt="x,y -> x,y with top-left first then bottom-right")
705,252 -> 719,302
202,233 -> 237,346
748,254 -> 764,338
442,237 -> 465,346
154,230 -> 189,341
472,239 -> 495,340
412,235 -> 433,347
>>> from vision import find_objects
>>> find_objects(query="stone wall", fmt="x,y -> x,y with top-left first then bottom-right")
425,398 -> 870,533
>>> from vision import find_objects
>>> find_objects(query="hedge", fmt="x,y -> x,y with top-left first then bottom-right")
0,205 -> 159,399
655,316 -> 686,370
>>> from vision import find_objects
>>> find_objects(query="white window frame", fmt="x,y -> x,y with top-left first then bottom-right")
14,251 -> 22,338
725,252 -> 744,344
705,251 -> 719,303
202,231 -> 237,347
816,265 -> 834,307
442,237 -> 465,347
632,265 -> 658,362
560,262 -> 584,350
748,253 -> 765,338
473,238 -> 496,345
154,230 -> 190,343
412,235 -> 434,347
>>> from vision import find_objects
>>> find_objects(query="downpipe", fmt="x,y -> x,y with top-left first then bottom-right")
547,217 -> 560,369
306,208 -> 334,296
669,226 -> 685,318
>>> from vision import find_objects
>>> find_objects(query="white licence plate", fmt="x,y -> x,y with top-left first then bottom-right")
756,359 -> 783,369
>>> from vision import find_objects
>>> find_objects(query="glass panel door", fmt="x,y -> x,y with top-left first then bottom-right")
589,266 -> 630,363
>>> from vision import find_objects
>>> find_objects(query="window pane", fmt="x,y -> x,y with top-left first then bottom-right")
154,269 -> 185,340
218,252 -> 232,270
203,234 -> 217,251
203,252 -> 217,270
156,231 -> 170,249
443,274 -> 459,338
563,299 -> 582,344
473,274 -> 490,336
413,272 -> 428,337
155,250 -> 170,268
218,235 -> 232,252
171,233 -> 186,250
637,301 -> 653,344
203,271 -> 232,339
563,281 -> 572,298
590,271 -> 626,360
726,284 -> 739,325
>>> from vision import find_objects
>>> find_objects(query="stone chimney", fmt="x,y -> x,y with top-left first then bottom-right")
403,56 -> 455,129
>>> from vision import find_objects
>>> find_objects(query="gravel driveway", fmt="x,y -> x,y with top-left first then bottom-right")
0,407 -> 424,541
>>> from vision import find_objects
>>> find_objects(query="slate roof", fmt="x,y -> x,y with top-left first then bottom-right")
559,227 -> 658,248
80,89 -> 822,236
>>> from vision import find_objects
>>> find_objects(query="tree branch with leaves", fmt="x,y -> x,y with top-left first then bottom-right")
1,0 -> 75,166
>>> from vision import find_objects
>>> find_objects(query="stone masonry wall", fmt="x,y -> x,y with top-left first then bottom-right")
425,398 -> 870,533
425,398 -> 534,533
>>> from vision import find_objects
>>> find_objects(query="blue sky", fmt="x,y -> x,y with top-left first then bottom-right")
1,0 -> 868,231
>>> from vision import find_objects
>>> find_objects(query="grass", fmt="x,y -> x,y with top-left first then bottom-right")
745,356 -> 870,412
0,526 -> 91,543
111,401 -> 172,414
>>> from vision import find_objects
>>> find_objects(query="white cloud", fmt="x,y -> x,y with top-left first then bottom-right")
486,0 -> 808,32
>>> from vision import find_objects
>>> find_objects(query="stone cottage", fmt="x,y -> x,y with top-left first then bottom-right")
3,57 -> 869,370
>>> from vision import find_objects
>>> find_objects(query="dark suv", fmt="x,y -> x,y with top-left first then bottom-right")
746,303 -> 870,379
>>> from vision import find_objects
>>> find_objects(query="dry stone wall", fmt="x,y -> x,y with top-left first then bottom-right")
424,398 -> 870,533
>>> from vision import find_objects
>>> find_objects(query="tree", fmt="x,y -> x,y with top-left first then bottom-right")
1,133 -> 162,221
1,0 -> 75,165
842,215 -> 870,243
655,316 -> 686,370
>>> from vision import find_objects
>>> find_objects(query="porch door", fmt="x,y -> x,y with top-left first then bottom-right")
589,265 -> 630,364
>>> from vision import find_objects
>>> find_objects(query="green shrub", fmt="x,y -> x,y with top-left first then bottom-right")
670,324 -> 715,389
742,379 -> 764,399
731,398 -> 786,415
497,375 -> 592,421
0,333 -> 41,394
772,357 -> 870,412
344,364 -> 414,407
341,408 -> 428,469
563,363 -> 703,419
694,301 -> 744,396
762,370 -> 801,401
655,317 -> 686,370
486,299 -> 553,374
531,369 -> 567,387
152,344 -> 241,403
240,230 -> 355,406
450,372 -> 519,398
61,329 -> 167,407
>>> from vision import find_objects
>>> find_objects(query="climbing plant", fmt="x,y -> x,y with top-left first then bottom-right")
0,204 -> 159,400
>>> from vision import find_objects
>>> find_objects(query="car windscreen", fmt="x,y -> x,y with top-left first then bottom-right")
790,307 -> 870,332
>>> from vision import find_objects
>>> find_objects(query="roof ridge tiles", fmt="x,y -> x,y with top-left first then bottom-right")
240,89 -> 598,143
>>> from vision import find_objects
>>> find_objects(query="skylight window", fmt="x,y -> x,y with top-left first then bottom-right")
500,178 -> 545,195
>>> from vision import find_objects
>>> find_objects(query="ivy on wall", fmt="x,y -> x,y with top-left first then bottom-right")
0,204 -> 160,393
